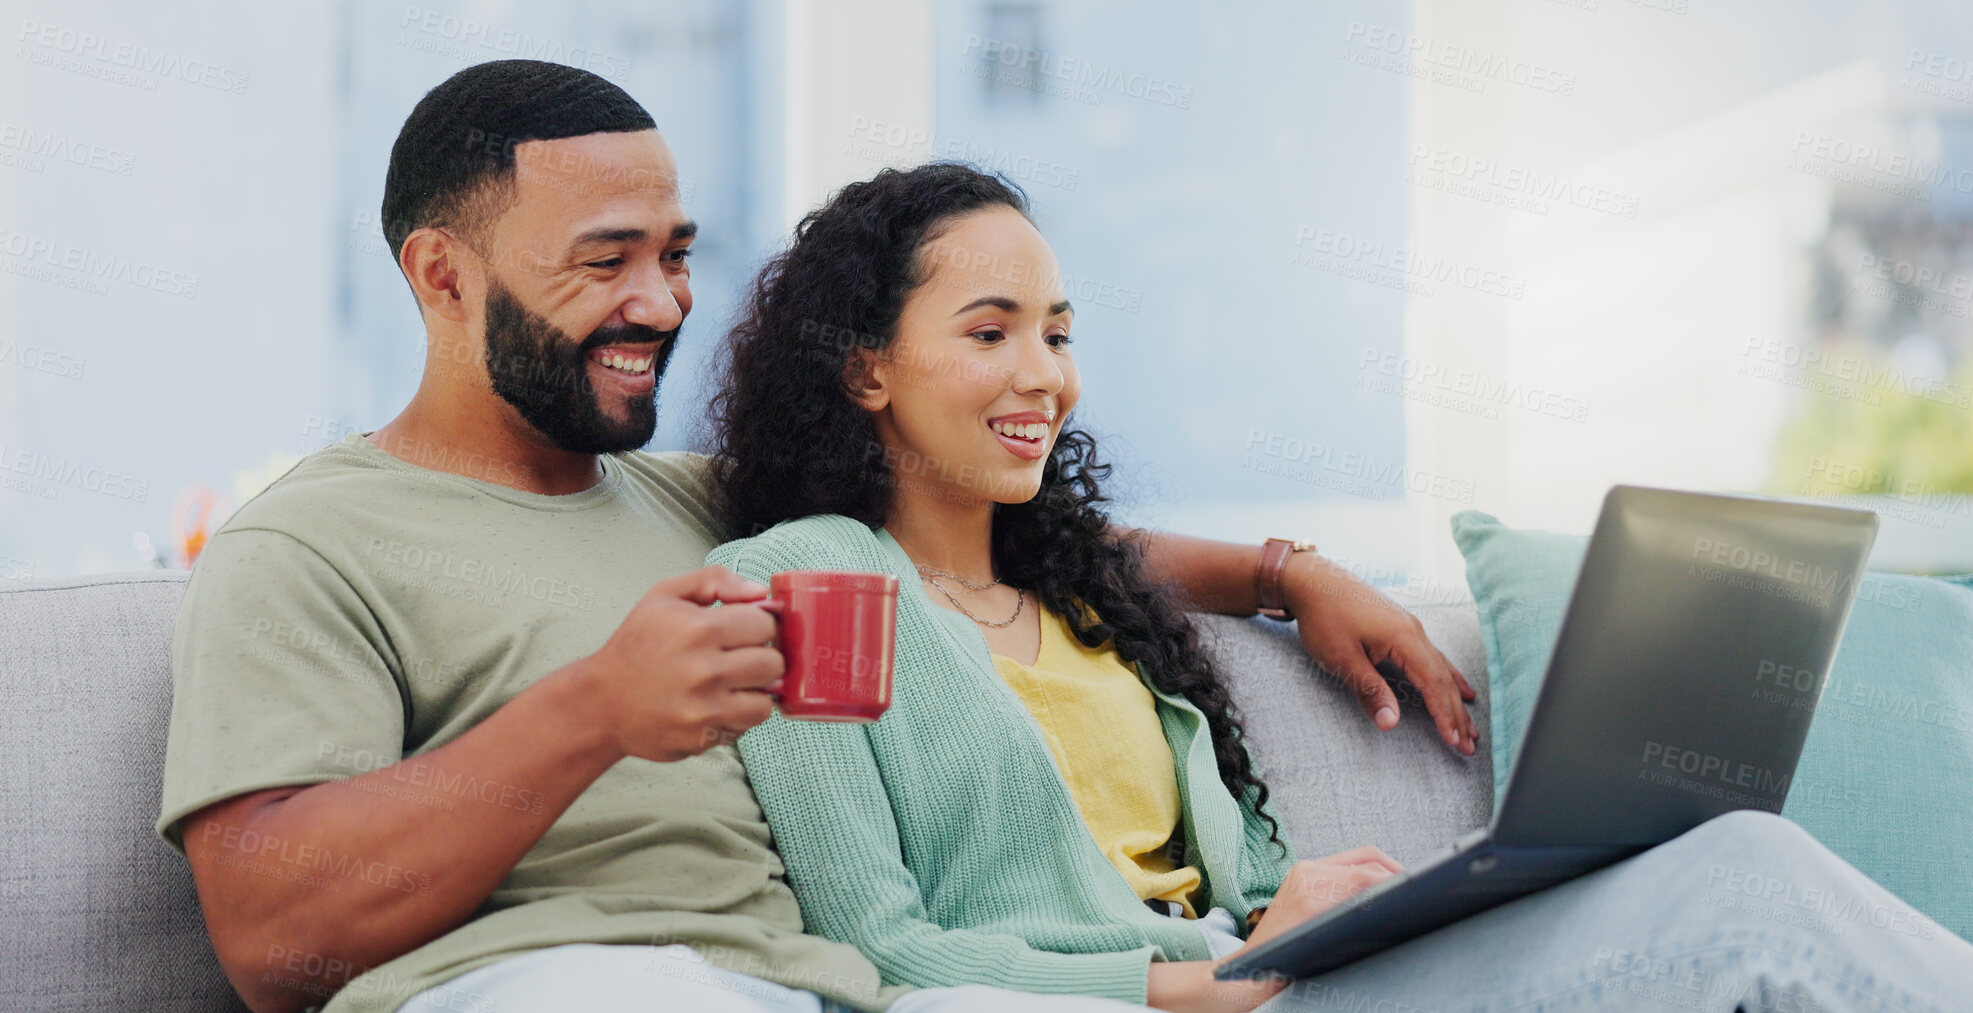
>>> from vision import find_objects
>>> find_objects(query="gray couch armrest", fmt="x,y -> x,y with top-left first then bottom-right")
1194,587 -> 1492,865
0,570 -> 248,1013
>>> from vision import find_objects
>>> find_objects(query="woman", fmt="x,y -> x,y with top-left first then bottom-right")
705,163 -> 1972,1013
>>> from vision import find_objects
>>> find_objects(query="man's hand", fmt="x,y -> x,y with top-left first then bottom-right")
571,565 -> 786,762
1124,528 -> 1477,754
1282,554 -> 1477,755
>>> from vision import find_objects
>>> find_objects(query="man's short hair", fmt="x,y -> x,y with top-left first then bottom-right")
381,59 -> 656,262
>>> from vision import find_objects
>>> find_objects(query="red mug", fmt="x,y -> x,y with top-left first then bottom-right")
764,570 -> 899,722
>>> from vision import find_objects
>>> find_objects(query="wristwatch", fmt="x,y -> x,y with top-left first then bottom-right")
1254,538 -> 1317,621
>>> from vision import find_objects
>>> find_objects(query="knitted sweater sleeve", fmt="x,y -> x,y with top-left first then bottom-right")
737,714 -> 1160,1001
1232,777 -> 1299,920
711,529 -> 1162,1003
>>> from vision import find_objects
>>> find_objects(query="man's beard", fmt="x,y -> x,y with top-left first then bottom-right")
482,277 -> 677,454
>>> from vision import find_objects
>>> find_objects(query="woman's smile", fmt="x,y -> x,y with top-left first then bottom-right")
987,410 -> 1056,461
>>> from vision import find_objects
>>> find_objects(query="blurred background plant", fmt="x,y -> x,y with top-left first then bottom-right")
1772,356 -> 1973,498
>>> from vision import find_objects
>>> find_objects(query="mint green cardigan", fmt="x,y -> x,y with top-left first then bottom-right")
709,515 -> 1297,1005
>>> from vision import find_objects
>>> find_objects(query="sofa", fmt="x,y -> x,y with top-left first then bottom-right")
0,570 -> 1492,1012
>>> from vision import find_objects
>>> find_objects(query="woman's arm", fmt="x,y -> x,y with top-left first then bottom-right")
1147,962 -> 1286,1012
736,713 -> 1163,1003
743,712 -> 1295,1012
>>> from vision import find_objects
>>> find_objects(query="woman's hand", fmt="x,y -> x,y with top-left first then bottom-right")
1142,848 -> 1403,1012
1146,960 -> 1285,1013
1243,847 -> 1406,951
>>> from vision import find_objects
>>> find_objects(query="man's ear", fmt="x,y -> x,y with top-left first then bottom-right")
400,228 -> 474,324
845,347 -> 889,412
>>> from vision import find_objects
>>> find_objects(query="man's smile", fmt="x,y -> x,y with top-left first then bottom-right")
586,342 -> 664,393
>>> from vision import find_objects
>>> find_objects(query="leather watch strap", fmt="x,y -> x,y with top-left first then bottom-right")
1254,537 -> 1316,621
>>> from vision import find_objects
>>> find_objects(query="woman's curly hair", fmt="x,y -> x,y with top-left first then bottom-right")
707,162 -> 1283,853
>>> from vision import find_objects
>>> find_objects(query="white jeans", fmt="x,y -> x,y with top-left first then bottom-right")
397,941 -> 1154,1012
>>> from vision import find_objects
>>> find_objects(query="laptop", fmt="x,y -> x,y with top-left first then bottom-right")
1215,485 -> 1879,983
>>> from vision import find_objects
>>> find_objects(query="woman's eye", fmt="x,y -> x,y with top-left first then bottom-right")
1048,332 -> 1074,347
664,248 -> 694,263
969,329 -> 1005,344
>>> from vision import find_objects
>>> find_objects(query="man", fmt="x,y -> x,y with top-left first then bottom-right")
158,60 -> 1475,1013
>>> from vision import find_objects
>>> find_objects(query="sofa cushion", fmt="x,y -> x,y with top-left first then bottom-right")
1196,582 -> 1493,866
1451,510 -> 1973,940
0,570 -> 247,1012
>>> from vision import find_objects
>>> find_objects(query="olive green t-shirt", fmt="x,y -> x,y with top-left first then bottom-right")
157,433 -> 908,1013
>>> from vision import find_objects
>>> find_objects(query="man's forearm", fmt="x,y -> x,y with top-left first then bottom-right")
1130,528 -> 1266,615
188,660 -> 624,1013
1127,525 -> 1478,753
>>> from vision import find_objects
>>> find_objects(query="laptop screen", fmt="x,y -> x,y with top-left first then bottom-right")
1492,486 -> 1877,848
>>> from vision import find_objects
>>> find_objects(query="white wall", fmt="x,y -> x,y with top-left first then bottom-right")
1,1 -> 341,575
778,0 -> 934,230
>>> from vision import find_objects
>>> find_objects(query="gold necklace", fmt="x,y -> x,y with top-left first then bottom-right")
914,564 -> 998,591
916,565 -> 1026,628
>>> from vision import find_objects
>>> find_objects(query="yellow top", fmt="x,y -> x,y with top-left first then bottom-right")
992,607 -> 1204,917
